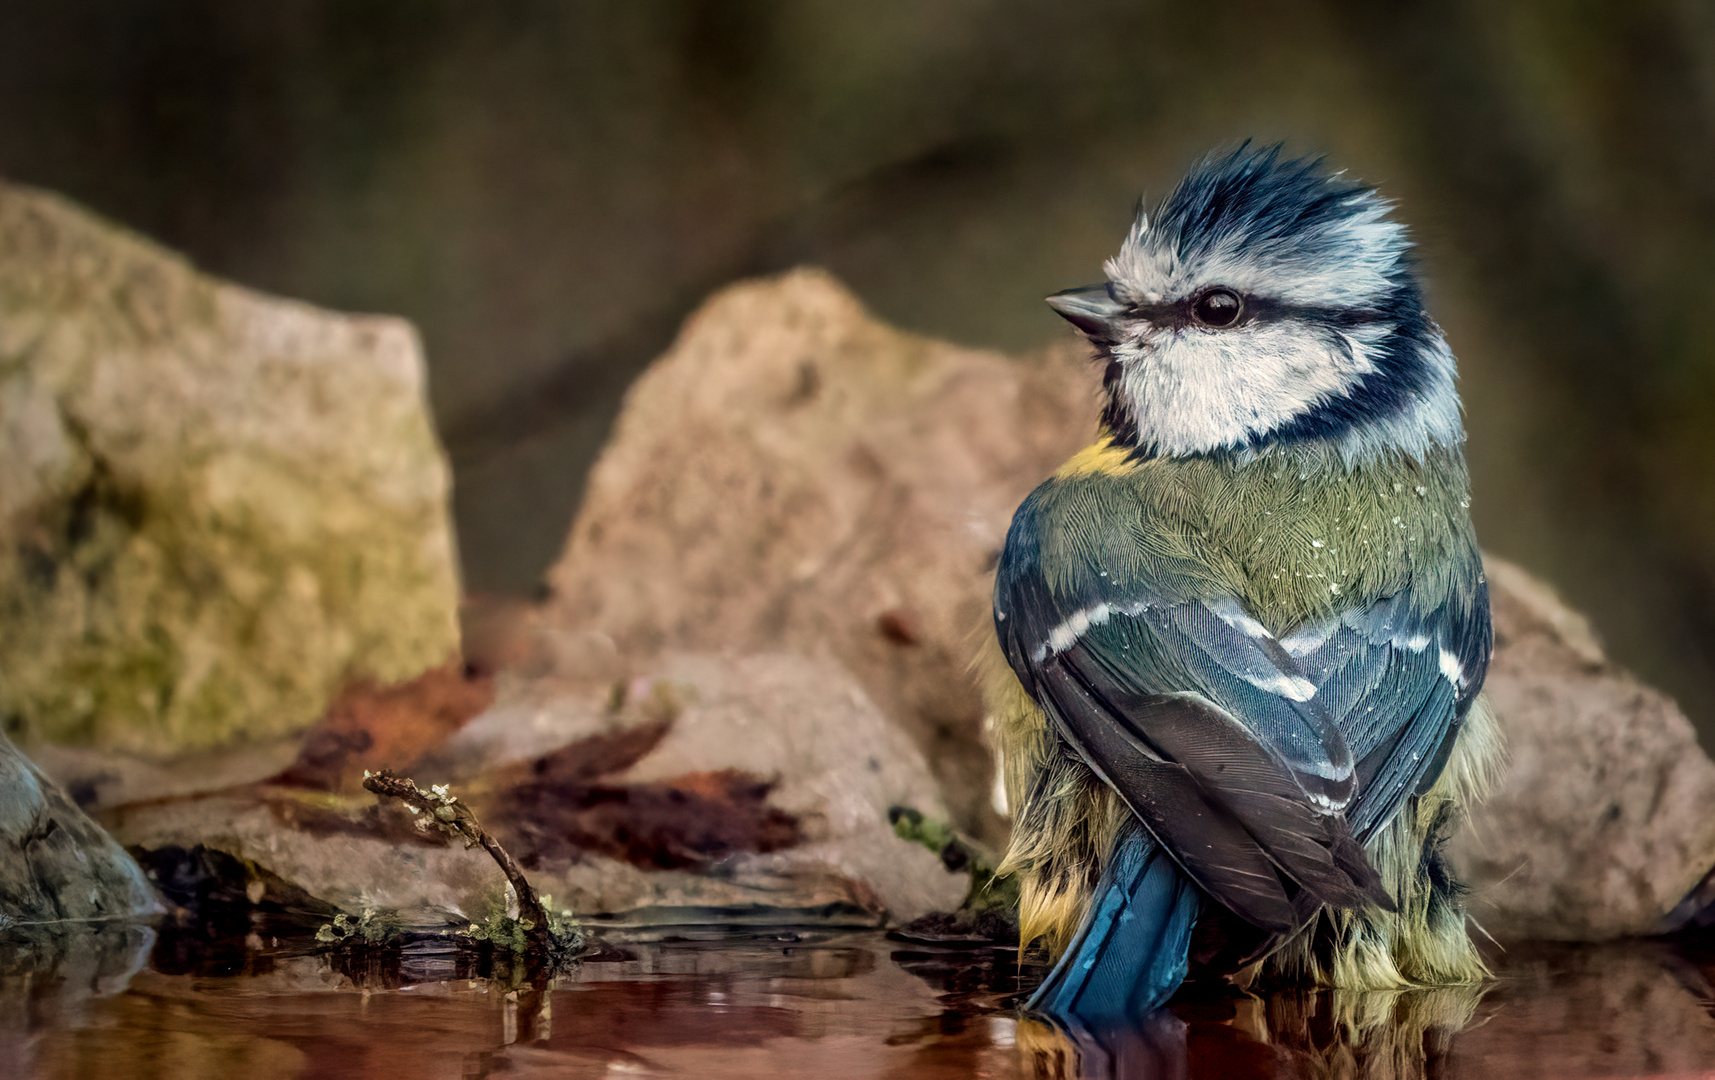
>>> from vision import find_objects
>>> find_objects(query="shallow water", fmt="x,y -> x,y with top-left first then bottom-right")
9,917 -> 1715,1079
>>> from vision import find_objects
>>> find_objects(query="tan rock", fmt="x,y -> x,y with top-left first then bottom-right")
0,180 -> 461,756
1452,557 -> 1715,939
106,652 -> 969,924
541,268 -> 1099,838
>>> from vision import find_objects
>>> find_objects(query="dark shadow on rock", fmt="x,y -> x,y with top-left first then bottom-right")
133,844 -> 341,977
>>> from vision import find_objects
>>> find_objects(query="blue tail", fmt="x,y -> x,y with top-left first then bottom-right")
1027,826 -> 1203,1026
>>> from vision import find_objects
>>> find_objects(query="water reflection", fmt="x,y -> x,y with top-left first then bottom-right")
1011,984 -> 1484,1080
1005,941 -> 1715,1079
1255,985 -> 1483,1079
0,920 -> 155,1052
7,924 -> 1715,1079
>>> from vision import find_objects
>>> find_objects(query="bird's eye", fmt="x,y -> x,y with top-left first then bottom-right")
1192,288 -> 1244,328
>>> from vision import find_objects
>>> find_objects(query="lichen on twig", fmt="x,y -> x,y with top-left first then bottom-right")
361,769 -> 553,954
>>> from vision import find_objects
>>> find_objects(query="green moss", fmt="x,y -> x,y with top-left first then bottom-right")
316,909 -> 407,946
461,896 -> 584,958
0,208 -> 461,756
890,805 -> 1020,919
318,899 -> 584,962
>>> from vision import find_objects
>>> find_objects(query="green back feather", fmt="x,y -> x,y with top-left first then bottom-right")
1031,440 -> 1480,633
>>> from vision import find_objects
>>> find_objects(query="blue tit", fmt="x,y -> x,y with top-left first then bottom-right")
986,144 -> 1504,1025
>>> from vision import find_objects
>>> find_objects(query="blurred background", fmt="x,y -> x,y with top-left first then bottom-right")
2,0 -> 1712,741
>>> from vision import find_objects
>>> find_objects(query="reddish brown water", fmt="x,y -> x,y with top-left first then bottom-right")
9,920 -> 1715,1079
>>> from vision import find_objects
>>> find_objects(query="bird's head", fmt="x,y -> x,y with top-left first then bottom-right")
1051,144 -> 1463,463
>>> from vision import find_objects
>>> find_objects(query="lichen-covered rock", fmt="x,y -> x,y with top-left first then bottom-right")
0,733 -> 160,925
540,269 -> 1098,839
105,652 -> 969,925
0,179 -> 461,755
1451,558 -> 1715,939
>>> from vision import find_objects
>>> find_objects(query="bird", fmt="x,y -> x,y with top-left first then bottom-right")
985,144 -> 1504,1026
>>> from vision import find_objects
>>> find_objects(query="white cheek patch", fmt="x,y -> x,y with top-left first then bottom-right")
1113,320 -> 1375,457
1094,190 -> 1467,460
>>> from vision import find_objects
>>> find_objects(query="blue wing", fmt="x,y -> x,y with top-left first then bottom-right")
996,488 -> 1490,931
1280,585 -> 1490,838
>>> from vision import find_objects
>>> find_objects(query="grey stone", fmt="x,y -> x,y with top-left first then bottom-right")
0,179 -> 461,757
0,732 -> 161,925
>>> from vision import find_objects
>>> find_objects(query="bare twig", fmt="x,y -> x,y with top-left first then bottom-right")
362,770 -> 550,953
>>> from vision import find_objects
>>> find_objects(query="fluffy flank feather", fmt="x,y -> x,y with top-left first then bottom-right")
977,634 -> 1050,814
1264,695 -> 1504,989
979,635 -> 1126,956
1010,757 -> 1127,956
1434,693 -> 1507,809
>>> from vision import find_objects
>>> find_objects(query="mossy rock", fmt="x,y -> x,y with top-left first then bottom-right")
0,180 -> 460,755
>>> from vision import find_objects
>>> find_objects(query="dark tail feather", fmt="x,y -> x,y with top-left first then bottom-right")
1027,826 -> 1203,1026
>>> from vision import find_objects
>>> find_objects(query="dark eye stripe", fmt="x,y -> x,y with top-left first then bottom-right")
1125,293 -> 1393,330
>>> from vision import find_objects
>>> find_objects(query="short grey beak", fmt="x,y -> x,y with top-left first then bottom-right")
1046,283 -> 1127,341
